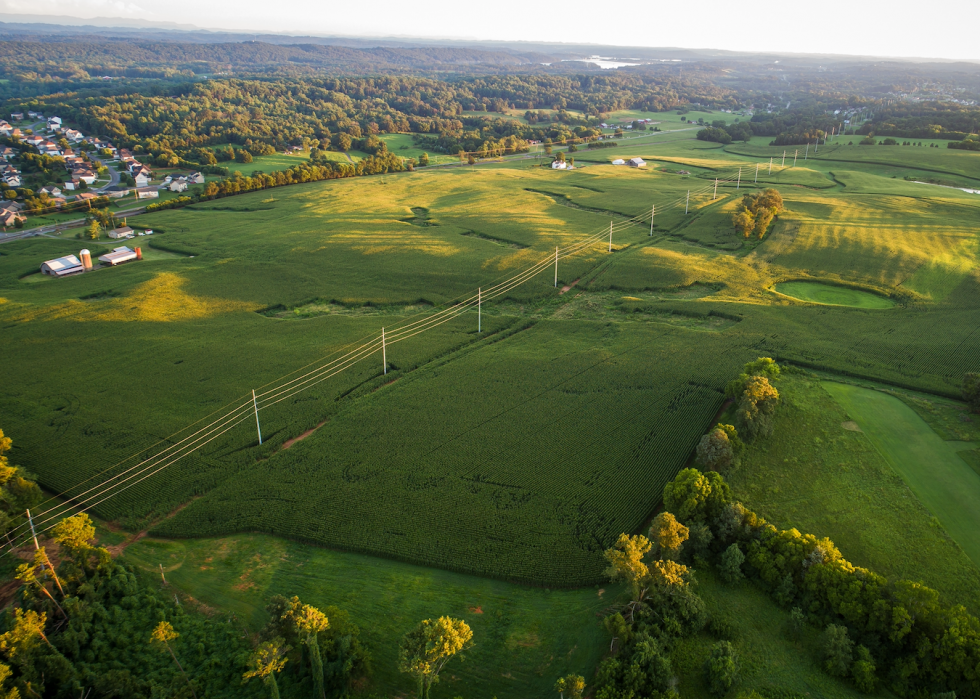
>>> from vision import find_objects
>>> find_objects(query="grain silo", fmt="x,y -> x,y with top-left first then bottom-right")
79,249 -> 92,270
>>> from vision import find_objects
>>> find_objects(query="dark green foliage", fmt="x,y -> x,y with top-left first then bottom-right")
704,641 -> 741,695
822,625 -> 853,677
719,544 -> 745,584
851,645 -> 876,694
962,373 -> 980,412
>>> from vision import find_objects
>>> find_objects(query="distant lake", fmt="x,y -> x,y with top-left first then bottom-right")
560,56 -> 683,69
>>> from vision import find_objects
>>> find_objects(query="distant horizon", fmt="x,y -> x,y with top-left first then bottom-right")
0,0 -> 977,62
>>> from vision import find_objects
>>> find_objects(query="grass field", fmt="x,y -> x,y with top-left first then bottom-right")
121,533 -> 613,699
773,281 -> 895,308
822,382 -> 980,568
726,375 -> 980,612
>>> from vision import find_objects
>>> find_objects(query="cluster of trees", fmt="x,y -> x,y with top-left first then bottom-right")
660,463 -> 980,696
857,103 -> 980,139
949,134 -> 980,151
597,510 -> 739,696
696,120 -> 753,144
730,189 -> 784,240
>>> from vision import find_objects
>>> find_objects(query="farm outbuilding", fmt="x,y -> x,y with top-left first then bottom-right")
41,255 -> 83,277
628,157 -> 647,167
612,159 -> 625,165
98,247 -> 138,266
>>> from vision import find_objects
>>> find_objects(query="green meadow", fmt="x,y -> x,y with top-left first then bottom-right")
4,133 -> 980,693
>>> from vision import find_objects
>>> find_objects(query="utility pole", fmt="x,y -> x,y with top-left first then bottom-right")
649,204 -> 655,236
737,167 -> 741,190
252,390 -> 262,446
160,563 -> 168,586
805,142 -> 809,160
755,163 -> 759,183
27,509 -> 38,550
794,150 -> 798,166
782,150 -> 786,167
608,221 -> 612,252
554,247 -> 558,286
815,138 -> 819,153
713,178 -> 718,200
685,190 -> 690,214
382,327 -> 387,375
769,157 -> 773,175
478,287 -> 481,333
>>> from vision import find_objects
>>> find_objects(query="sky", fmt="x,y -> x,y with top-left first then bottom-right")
2,0 -> 978,61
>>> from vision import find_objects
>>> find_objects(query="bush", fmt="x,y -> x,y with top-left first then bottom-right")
851,645 -> 877,693
719,543 -> 745,584
822,624 -> 853,677
705,641 -> 741,695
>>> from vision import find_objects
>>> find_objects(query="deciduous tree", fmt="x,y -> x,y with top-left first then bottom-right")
151,621 -> 197,699
603,533 -> 651,602
243,638 -> 290,699
554,674 -> 585,699
648,512 -> 689,560
398,617 -> 473,699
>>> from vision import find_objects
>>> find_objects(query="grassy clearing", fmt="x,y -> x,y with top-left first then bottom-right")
822,382 -> 980,569
673,569 -> 876,699
121,534 -> 611,699
773,281 -> 895,308
726,374 -> 980,612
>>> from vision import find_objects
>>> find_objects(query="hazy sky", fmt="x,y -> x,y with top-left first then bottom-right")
2,0 -> 978,61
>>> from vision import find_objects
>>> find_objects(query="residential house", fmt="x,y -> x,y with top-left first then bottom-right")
74,193 -> 98,202
74,170 -> 97,185
9,129 -> 22,139
551,160 -> 567,170
0,209 -> 24,227
130,164 -> 151,179
27,111 -> 40,119
0,201 -> 24,214
136,187 -> 158,200
25,136 -> 43,147
39,185 -> 62,197
107,188 -> 131,199
169,180 -> 188,192
187,172 -> 205,184
64,129 -> 83,142
9,112 -> 23,121
47,117 -> 62,128
50,197 -> 67,208
108,226 -> 135,240
0,124 -> 11,136
63,181 -> 76,191
134,173 -> 150,188
0,147 -> 15,159
3,175 -> 21,188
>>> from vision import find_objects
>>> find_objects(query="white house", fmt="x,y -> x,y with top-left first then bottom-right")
551,160 -> 567,170
40,255 -> 83,276
4,175 -> 21,187
108,226 -> 135,240
612,159 -> 626,165
187,172 -> 205,184
134,173 -> 150,187
10,112 -> 23,121
628,157 -> 646,168
39,185 -> 62,197
64,129 -> 83,142
136,187 -> 158,200
47,117 -> 62,128
169,180 -> 188,192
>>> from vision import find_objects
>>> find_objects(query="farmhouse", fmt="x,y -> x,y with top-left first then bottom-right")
628,157 -> 646,168
108,226 -> 135,240
40,254 -> 83,277
98,246 -> 138,266
551,161 -> 567,170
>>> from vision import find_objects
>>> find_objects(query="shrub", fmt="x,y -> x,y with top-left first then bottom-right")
962,373 -> 980,412
705,641 -> 741,695
851,645 -> 877,693
822,624 -> 853,677
719,543 -> 745,584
